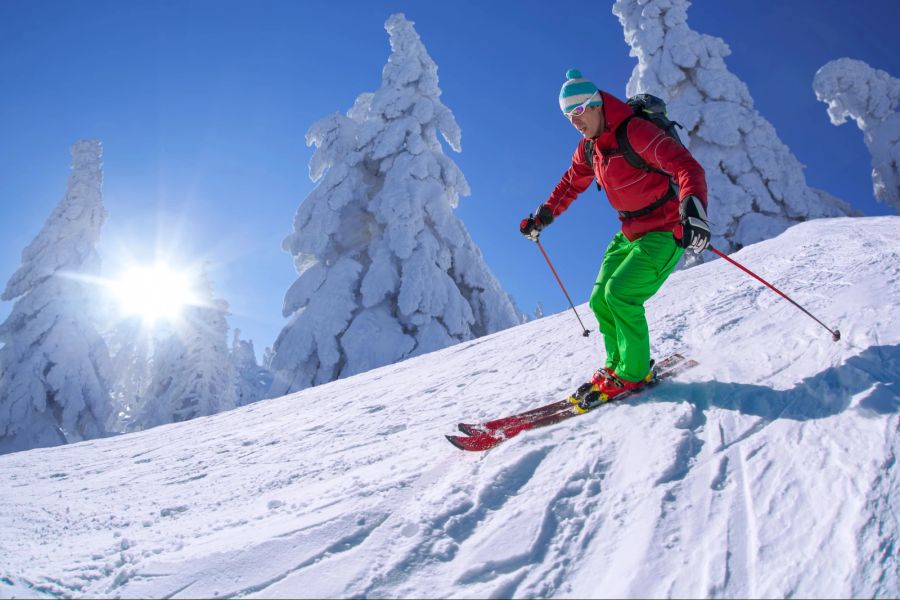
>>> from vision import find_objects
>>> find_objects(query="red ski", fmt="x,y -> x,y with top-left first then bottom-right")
447,354 -> 697,452
456,353 -> 689,436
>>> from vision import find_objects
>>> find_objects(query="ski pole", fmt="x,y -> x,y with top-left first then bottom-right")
535,239 -> 591,337
708,246 -> 841,342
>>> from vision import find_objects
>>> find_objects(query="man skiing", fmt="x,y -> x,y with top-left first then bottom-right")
520,69 -> 711,402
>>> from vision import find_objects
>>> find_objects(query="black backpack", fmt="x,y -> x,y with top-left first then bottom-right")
584,94 -> 685,218
584,93 -> 684,176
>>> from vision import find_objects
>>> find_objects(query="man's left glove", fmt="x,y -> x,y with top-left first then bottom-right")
674,195 -> 711,252
520,204 -> 555,242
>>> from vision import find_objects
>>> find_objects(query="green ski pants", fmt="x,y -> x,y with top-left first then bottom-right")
588,231 -> 684,382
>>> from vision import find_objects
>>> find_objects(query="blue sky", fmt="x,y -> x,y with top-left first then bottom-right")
1,0 -> 898,358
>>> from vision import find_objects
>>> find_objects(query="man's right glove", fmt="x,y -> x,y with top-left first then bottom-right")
674,195 -> 711,252
520,204 -> 555,242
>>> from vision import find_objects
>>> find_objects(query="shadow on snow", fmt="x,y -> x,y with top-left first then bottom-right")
637,343 -> 900,422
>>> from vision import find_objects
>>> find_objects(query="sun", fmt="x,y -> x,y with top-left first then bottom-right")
110,264 -> 197,324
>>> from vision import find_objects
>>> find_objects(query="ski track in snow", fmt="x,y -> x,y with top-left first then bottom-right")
1,217 -> 899,599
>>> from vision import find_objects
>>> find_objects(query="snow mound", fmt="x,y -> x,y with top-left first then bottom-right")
1,216 -> 898,598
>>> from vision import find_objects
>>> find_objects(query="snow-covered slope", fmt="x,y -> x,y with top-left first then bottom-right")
2,217 -> 898,599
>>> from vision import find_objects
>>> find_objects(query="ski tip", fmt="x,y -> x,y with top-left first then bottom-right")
446,434 -> 467,450
446,433 -> 502,452
458,423 -> 482,436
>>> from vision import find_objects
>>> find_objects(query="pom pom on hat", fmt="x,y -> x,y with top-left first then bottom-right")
559,68 -> 601,113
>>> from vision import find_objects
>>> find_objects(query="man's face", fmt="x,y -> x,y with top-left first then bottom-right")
569,104 -> 604,138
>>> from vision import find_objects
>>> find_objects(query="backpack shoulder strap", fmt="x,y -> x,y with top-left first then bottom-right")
582,138 -> 601,191
583,138 -> 595,167
614,115 -> 642,169
605,114 -> 668,176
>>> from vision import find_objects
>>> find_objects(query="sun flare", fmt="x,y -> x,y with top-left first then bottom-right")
111,264 -> 196,323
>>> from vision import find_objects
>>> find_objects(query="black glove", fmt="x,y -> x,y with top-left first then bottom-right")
674,195 -> 711,252
520,204 -> 554,242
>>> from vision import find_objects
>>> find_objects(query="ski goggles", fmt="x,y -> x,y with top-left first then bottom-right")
563,90 -> 600,119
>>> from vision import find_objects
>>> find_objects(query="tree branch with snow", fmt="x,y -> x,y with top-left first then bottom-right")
814,57 -> 900,213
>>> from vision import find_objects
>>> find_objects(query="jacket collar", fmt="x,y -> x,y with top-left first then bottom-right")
594,91 -> 634,147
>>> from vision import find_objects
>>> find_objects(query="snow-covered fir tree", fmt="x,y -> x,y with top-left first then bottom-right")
0,140 -> 113,454
131,333 -> 182,430
814,58 -> 900,213
270,13 -> 522,396
611,0 -> 856,254
231,330 -> 272,406
105,316 -> 153,431
132,268 -> 236,429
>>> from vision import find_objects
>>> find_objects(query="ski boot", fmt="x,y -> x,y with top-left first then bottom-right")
571,360 -> 657,413
569,367 -> 615,405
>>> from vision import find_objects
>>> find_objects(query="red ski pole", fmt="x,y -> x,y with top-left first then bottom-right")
708,246 -> 840,342
536,240 -> 591,337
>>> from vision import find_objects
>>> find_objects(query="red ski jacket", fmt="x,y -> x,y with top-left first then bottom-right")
544,91 -> 708,241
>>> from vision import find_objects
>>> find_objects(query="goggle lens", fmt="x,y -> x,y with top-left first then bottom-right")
564,90 -> 599,119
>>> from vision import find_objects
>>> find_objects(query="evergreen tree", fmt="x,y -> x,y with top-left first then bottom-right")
105,316 -> 152,432
814,58 -> 900,213
0,140 -> 113,453
612,0 -> 856,255
133,268 -> 236,428
270,14 -> 522,396
231,330 -> 272,406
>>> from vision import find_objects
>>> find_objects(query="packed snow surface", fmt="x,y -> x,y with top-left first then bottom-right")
1,217 -> 898,599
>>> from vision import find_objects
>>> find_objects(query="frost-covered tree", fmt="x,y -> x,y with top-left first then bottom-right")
270,13 -> 522,395
814,58 -> 900,213
612,0 -> 855,254
231,330 -> 272,406
105,317 -> 153,431
131,333 -> 182,429
0,140 -> 113,453
133,269 -> 236,429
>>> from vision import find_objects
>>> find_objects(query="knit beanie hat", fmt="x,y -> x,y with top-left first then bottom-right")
559,68 -> 601,113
